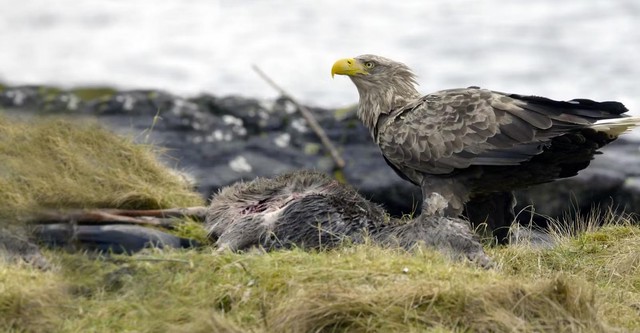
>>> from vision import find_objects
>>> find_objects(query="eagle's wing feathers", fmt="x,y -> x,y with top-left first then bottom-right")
377,88 -> 607,175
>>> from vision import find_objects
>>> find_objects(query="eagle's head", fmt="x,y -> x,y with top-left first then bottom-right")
332,54 -> 420,132
331,54 -> 416,86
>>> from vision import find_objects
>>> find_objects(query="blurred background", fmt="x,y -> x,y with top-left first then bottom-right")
1,0 -> 639,112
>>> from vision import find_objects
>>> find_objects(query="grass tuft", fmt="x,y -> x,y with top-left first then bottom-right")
268,263 -> 601,332
0,264 -> 70,333
4,237 -> 637,332
0,113 -> 203,221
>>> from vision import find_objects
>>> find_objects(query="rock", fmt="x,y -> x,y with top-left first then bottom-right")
33,224 -> 198,254
508,225 -> 555,248
613,177 -> 640,213
0,226 -> 51,270
513,137 -> 640,225
514,167 -> 627,226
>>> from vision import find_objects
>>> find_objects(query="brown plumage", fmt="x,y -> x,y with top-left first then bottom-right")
332,54 -> 638,242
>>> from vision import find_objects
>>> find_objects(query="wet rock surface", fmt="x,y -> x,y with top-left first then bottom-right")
1,84 -> 639,224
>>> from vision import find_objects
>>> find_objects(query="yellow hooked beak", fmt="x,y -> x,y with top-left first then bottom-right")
331,58 -> 368,78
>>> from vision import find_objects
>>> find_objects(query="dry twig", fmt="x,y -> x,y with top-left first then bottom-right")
32,206 -> 208,229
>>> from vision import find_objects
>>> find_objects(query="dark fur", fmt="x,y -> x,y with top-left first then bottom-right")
206,171 -> 492,267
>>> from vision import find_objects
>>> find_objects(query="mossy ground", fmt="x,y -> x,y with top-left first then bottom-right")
0,112 -> 639,332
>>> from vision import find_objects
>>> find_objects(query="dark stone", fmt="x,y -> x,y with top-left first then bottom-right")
33,224 -> 198,254
0,226 -> 51,269
514,166 -> 627,226
613,177 -> 640,214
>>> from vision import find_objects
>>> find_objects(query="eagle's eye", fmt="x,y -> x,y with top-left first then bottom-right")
364,61 -> 375,69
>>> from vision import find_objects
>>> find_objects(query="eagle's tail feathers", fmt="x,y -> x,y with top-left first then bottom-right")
591,116 -> 640,137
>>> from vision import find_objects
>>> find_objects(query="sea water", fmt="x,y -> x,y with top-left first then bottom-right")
1,0 -> 638,116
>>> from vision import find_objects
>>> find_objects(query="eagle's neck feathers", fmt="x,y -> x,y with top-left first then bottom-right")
351,73 -> 420,136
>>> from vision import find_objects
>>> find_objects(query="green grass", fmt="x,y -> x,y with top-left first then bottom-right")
0,112 -> 639,332
69,87 -> 117,101
2,228 -> 639,333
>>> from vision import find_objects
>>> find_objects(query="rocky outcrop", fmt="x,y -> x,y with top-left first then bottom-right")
1,84 -> 638,226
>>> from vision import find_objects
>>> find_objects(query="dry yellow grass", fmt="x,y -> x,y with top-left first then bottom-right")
0,112 -> 203,222
2,231 -> 638,333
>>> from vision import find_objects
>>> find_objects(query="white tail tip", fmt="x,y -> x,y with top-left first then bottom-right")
591,116 -> 640,136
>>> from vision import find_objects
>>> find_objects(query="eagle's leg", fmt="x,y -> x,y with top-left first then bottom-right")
464,191 -> 516,244
420,176 -> 470,217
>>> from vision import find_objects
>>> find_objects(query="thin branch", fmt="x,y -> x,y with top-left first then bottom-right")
34,211 -> 177,228
252,65 -> 346,170
31,206 -> 209,229
99,207 -> 208,220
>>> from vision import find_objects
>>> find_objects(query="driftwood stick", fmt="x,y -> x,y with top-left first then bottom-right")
32,206 -> 209,229
35,211 -> 177,228
98,207 -> 208,220
252,65 -> 346,170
